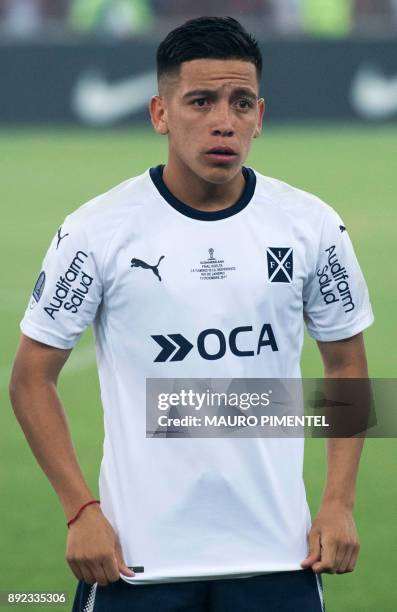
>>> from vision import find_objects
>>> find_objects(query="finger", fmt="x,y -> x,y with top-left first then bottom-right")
334,543 -> 349,573
301,531 -> 321,567
87,561 -> 108,587
79,562 -> 97,585
312,540 -> 337,573
68,560 -> 84,583
336,546 -> 354,574
119,561 -> 135,577
101,555 -> 121,583
346,545 -> 360,572
115,538 -> 135,577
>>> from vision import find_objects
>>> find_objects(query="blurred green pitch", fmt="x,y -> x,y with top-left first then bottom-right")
0,125 -> 396,611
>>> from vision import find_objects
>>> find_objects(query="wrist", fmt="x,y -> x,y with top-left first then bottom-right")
60,489 -> 97,519
67,499 -> 101,528
320,495 -> 355,511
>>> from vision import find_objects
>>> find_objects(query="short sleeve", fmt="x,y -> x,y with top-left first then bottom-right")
20,217 -> 103,349
303,206 -> 374,341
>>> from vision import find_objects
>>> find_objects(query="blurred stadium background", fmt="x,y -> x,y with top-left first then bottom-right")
1,0 -> 397,38
0,1 -> 396,611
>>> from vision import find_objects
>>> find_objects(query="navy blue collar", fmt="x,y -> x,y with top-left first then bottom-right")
149,164 -> 256,221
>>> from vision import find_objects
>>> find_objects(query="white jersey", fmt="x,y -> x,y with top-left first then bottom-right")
20,166 -> 374,584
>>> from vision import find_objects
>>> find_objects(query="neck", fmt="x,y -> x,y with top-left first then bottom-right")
162,157 -> 246,212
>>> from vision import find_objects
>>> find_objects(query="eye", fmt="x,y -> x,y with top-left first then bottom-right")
235,98 -> 255,110
192,98 -> 210,107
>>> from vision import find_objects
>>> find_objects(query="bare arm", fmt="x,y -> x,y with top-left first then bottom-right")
9,335 -> 95,518
317,332 -> 368,510
301,332 -> 368,574
9,335 -> 134,585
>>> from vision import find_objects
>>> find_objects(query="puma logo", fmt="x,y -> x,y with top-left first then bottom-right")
131,255 -> 165,281
56,226 -> 69,249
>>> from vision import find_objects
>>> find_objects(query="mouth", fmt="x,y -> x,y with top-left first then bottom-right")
205,147 -> 238,164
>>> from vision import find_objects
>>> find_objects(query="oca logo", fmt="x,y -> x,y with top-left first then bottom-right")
152,324 -> 278,362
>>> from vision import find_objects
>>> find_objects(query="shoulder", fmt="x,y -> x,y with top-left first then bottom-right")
251,168 -> 340,226
63,169 -> 151,236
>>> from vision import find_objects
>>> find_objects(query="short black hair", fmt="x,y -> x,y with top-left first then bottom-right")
157,16 -> 262,85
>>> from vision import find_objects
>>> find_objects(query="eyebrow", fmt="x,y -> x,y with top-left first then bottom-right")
182,88 -> 259,101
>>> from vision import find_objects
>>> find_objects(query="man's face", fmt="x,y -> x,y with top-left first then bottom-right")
151,59 -> 265,184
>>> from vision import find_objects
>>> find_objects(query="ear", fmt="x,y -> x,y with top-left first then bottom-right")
149,95 -> 169,135
253,97 -> 265,138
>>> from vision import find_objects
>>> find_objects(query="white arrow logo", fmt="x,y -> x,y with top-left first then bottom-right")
71,69 -> 157,125
350,63 -> 397,120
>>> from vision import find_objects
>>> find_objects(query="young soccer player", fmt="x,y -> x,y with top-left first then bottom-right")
10,16 -> 373,612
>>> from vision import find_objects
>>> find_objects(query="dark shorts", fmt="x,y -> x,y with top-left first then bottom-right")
72,568 -> 325,612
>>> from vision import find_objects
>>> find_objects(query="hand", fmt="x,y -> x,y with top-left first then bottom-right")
66,504 -> 135,586
301,501 -> 360,574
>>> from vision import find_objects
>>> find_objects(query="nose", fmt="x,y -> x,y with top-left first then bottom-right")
210,101 -> 234,137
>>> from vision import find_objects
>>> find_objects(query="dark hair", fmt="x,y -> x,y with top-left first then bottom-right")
157,16 -> 262,84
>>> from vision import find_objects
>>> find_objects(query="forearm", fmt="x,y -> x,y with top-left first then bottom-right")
321,356 -> 368,510
321,437 -> 364,510
10,380 -> 95,520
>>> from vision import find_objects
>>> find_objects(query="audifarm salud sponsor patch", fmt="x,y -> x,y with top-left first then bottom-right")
44,250 -> 94,320
317,245 -> 355,313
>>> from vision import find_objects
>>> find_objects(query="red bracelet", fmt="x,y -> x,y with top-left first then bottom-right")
67,499 -> 100,528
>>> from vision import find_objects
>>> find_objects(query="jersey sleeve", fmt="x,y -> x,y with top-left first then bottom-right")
20,216 -> 103,349
303,206 -> 374,341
